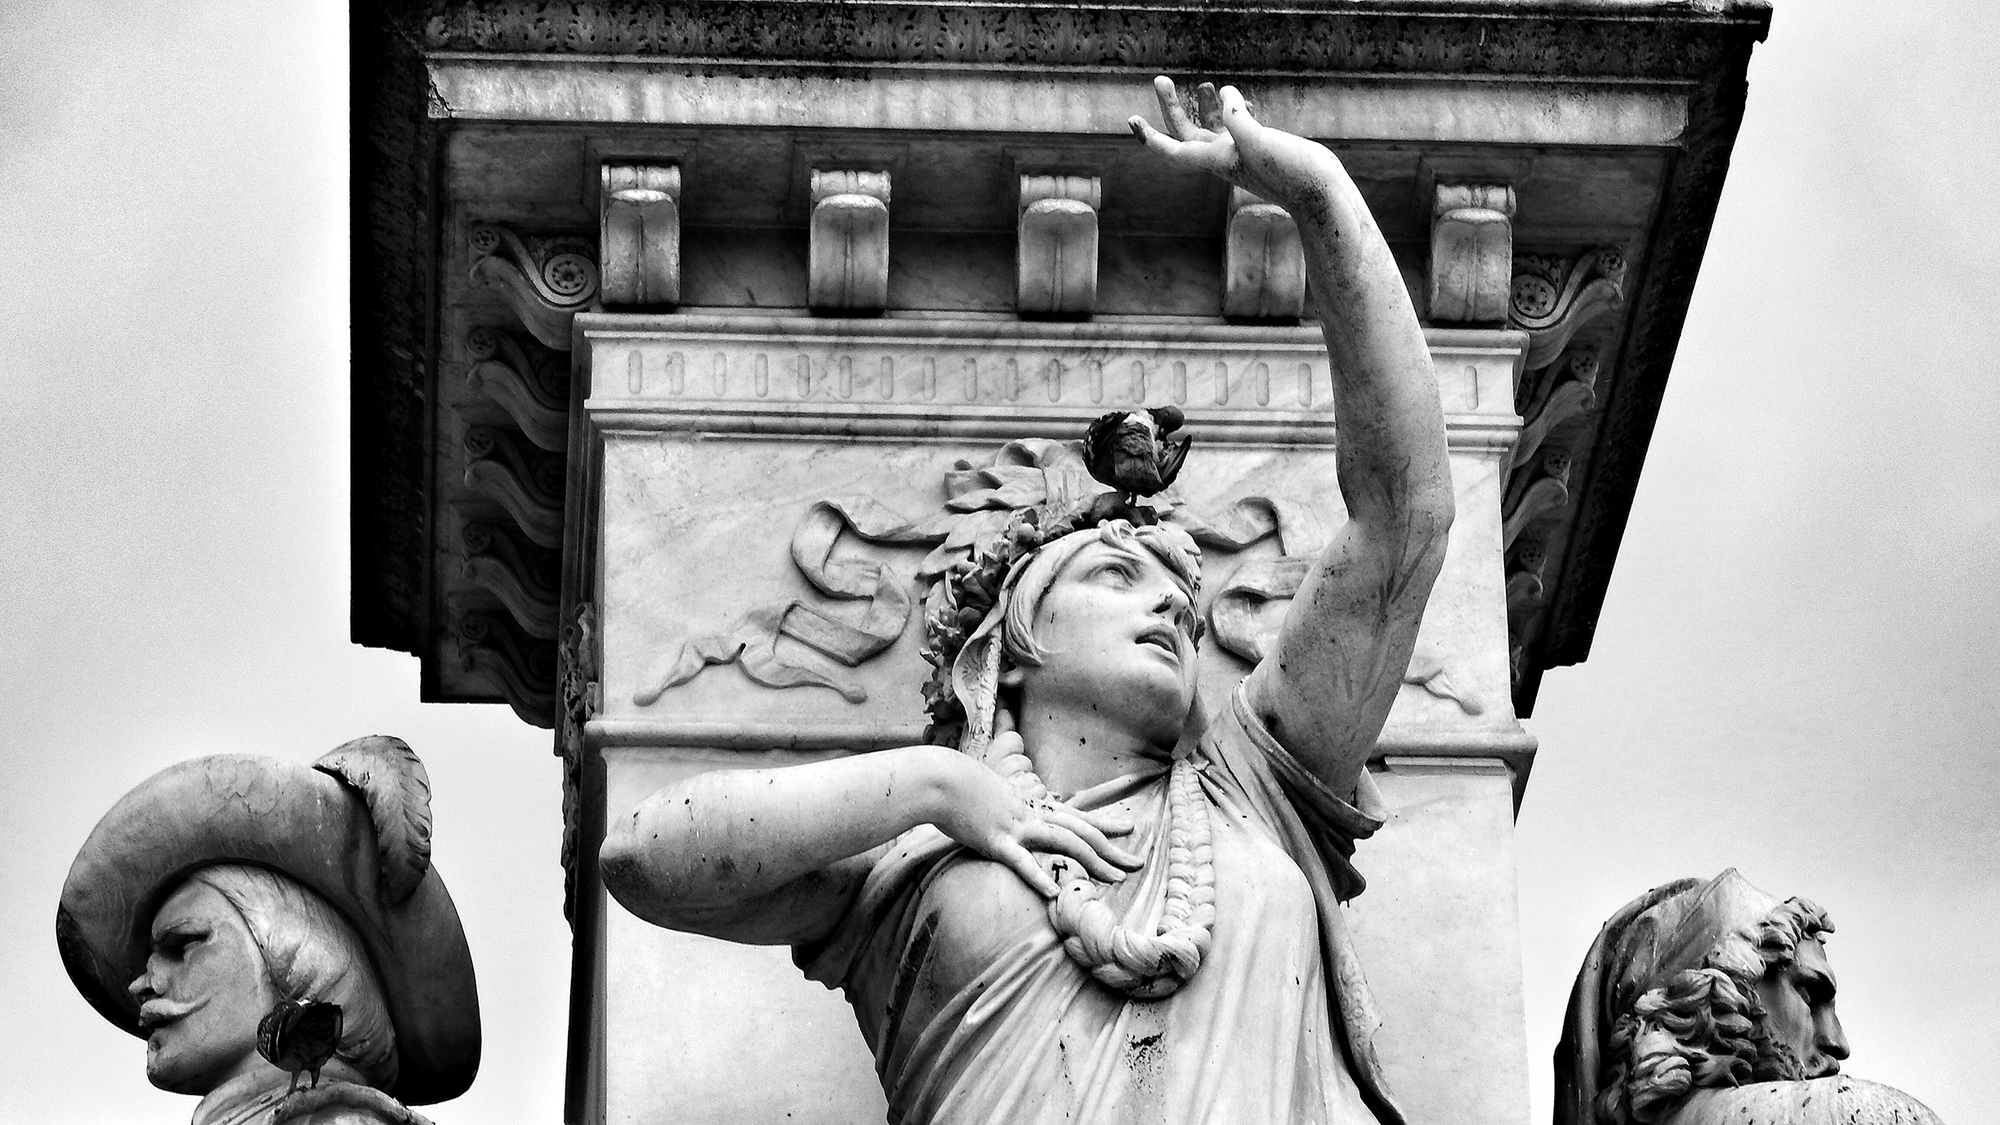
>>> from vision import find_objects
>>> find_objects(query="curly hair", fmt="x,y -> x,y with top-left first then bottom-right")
1595,897 -> 1834,1125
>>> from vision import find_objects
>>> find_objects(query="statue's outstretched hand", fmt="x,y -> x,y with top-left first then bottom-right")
1129,76 -> 1337,219
929,731 -> 1142,898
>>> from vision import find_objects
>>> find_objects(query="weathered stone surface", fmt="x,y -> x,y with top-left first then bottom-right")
56,740 -> 480,1116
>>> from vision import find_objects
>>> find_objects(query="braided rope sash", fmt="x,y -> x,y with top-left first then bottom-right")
990,738 -> 1218,1001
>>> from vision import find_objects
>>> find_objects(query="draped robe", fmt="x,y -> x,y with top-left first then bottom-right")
798,685 -> 1405,1125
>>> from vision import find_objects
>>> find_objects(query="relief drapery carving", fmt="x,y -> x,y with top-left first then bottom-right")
637,434 -> 1476,714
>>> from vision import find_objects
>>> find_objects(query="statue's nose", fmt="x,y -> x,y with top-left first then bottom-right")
1818,1011 -> 1850,1062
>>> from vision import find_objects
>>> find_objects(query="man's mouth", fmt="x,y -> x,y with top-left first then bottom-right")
138,998 -> 200,1033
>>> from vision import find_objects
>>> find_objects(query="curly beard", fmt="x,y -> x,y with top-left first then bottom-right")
1751,1035 -> 1808,1083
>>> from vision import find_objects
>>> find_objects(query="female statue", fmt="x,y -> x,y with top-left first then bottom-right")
58,738 -> 480,1125
601,77 -> 1454,1125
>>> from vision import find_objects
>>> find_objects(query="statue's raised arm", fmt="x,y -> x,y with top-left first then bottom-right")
1134,79 -> 1453,796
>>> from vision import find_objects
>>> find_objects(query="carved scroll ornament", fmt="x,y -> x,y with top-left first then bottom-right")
1509,248 -> 1626,371
465,327 -> 570,451
468,224 -> 599,349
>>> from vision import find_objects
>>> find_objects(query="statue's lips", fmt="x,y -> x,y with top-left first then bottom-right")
1136,625 -> 1184,664
138,997 -> 202,1034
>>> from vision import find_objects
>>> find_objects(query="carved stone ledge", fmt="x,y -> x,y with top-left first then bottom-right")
1429,184 -> 1517,324
454,604 -> 559,727
808,170 -> 891,312
465,327 -> 571,451
1502,448 -> 1573,549
1223,188 -> 1306,321
461,518 -> 562,639
1017,175 -> 1100,316
1513,349 -> 1599,471
462,424 -> 566,547
599,164 -> 681,309
1509,248 -> 1626,371
468,223 -> 600,350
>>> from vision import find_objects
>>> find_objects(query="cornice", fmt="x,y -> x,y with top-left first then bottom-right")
411,0 -> 1769,79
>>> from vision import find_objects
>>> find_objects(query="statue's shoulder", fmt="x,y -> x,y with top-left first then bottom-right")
265,1083 -> 435,1125
1662,1077 -> 1943,1125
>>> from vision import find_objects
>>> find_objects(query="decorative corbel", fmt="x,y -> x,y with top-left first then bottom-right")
1502,448 -> 1573,549
460,519 -> 562,639
465,327 -> 570,451
1428,184 -> 1517,323
1223,187 -> 1307,320
1017,175 -> 1100,315
462,424 -> 566,548
1505,537 -> 1551,610
1510,248 -> 1627,370
468,224 -> 599,350
599,163 -> 681,309
454,604 -> 559,727
1513,350 -> 1600,470
808,170 -> 892,311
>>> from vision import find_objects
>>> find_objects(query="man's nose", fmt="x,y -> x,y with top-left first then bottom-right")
1152,585 -> 1191,617
128,969 -> 155,1002
1817,1010 -> 1850,1061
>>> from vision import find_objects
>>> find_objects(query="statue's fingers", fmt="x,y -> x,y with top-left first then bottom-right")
1046,807 -> 1142,868
1031,824 -> 1129,883
1153,75 -> 1197,140
1194,82 -> 1223,132
995,840 -> 1059,897
1217,85 -> 1263,143
1130,115 -> 1190,160
987,727 -> 1024,757
1074,804 -> 1137,839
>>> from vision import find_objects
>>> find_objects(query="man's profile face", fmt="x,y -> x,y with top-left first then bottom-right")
1752,936 -> 1849,1079
126,879 -> 279,1094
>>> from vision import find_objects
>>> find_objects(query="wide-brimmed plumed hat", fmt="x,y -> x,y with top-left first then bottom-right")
56,737 -> 480,1105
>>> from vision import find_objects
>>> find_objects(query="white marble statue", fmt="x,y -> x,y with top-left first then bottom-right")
58,739 -> 480,1125
1557,869 -> 1943,1125
602,77 -> 1452,1125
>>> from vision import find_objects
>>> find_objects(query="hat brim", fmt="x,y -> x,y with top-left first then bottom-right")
56,754 -> 480,1105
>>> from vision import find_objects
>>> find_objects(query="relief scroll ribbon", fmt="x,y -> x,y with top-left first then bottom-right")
634,497 -> 955,705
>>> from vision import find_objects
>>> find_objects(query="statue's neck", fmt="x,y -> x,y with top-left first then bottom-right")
1013,698 -> 1173,798
191,1060 -> 374,1125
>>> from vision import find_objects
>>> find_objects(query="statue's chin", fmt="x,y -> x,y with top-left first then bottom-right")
1660,1076 -> 1943,1125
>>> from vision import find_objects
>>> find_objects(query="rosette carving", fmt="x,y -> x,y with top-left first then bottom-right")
1509,248 -> 1627,370
468,223 -> 599,349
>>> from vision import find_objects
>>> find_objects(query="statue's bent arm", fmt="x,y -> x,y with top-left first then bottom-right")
1136,80 -> 1452,794
600,743 -> 1138,945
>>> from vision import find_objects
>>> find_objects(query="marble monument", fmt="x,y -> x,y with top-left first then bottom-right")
1557,870 -> 1943,1125
56,738 -> 480,1125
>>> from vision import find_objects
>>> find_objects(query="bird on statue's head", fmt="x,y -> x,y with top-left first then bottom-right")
1084,406 -> 1190,501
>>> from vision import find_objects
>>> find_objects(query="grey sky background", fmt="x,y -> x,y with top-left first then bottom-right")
1,2 -> 1992,1123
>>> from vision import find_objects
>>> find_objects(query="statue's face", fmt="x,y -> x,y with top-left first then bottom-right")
1013,537 -> 1199,747
127,880 -> 279,1095
1753,936 -> 1848,1079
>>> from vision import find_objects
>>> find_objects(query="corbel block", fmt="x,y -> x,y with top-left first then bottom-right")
1223,188 -> 1307,320
1428,184 -> 1517,323
1017,175 -> 1100,315
808,170 -> 892,311
599,163 -> 681,308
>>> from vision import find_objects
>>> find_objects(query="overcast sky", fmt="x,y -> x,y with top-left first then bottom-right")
1,3 -> 1993,1124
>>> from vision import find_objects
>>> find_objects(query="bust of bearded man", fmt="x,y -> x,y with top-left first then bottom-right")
1556,869 -> 1944,1125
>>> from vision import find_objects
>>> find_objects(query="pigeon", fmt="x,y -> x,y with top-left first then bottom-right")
1083,406 -> 1190,498
257,999 -> 344,1094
